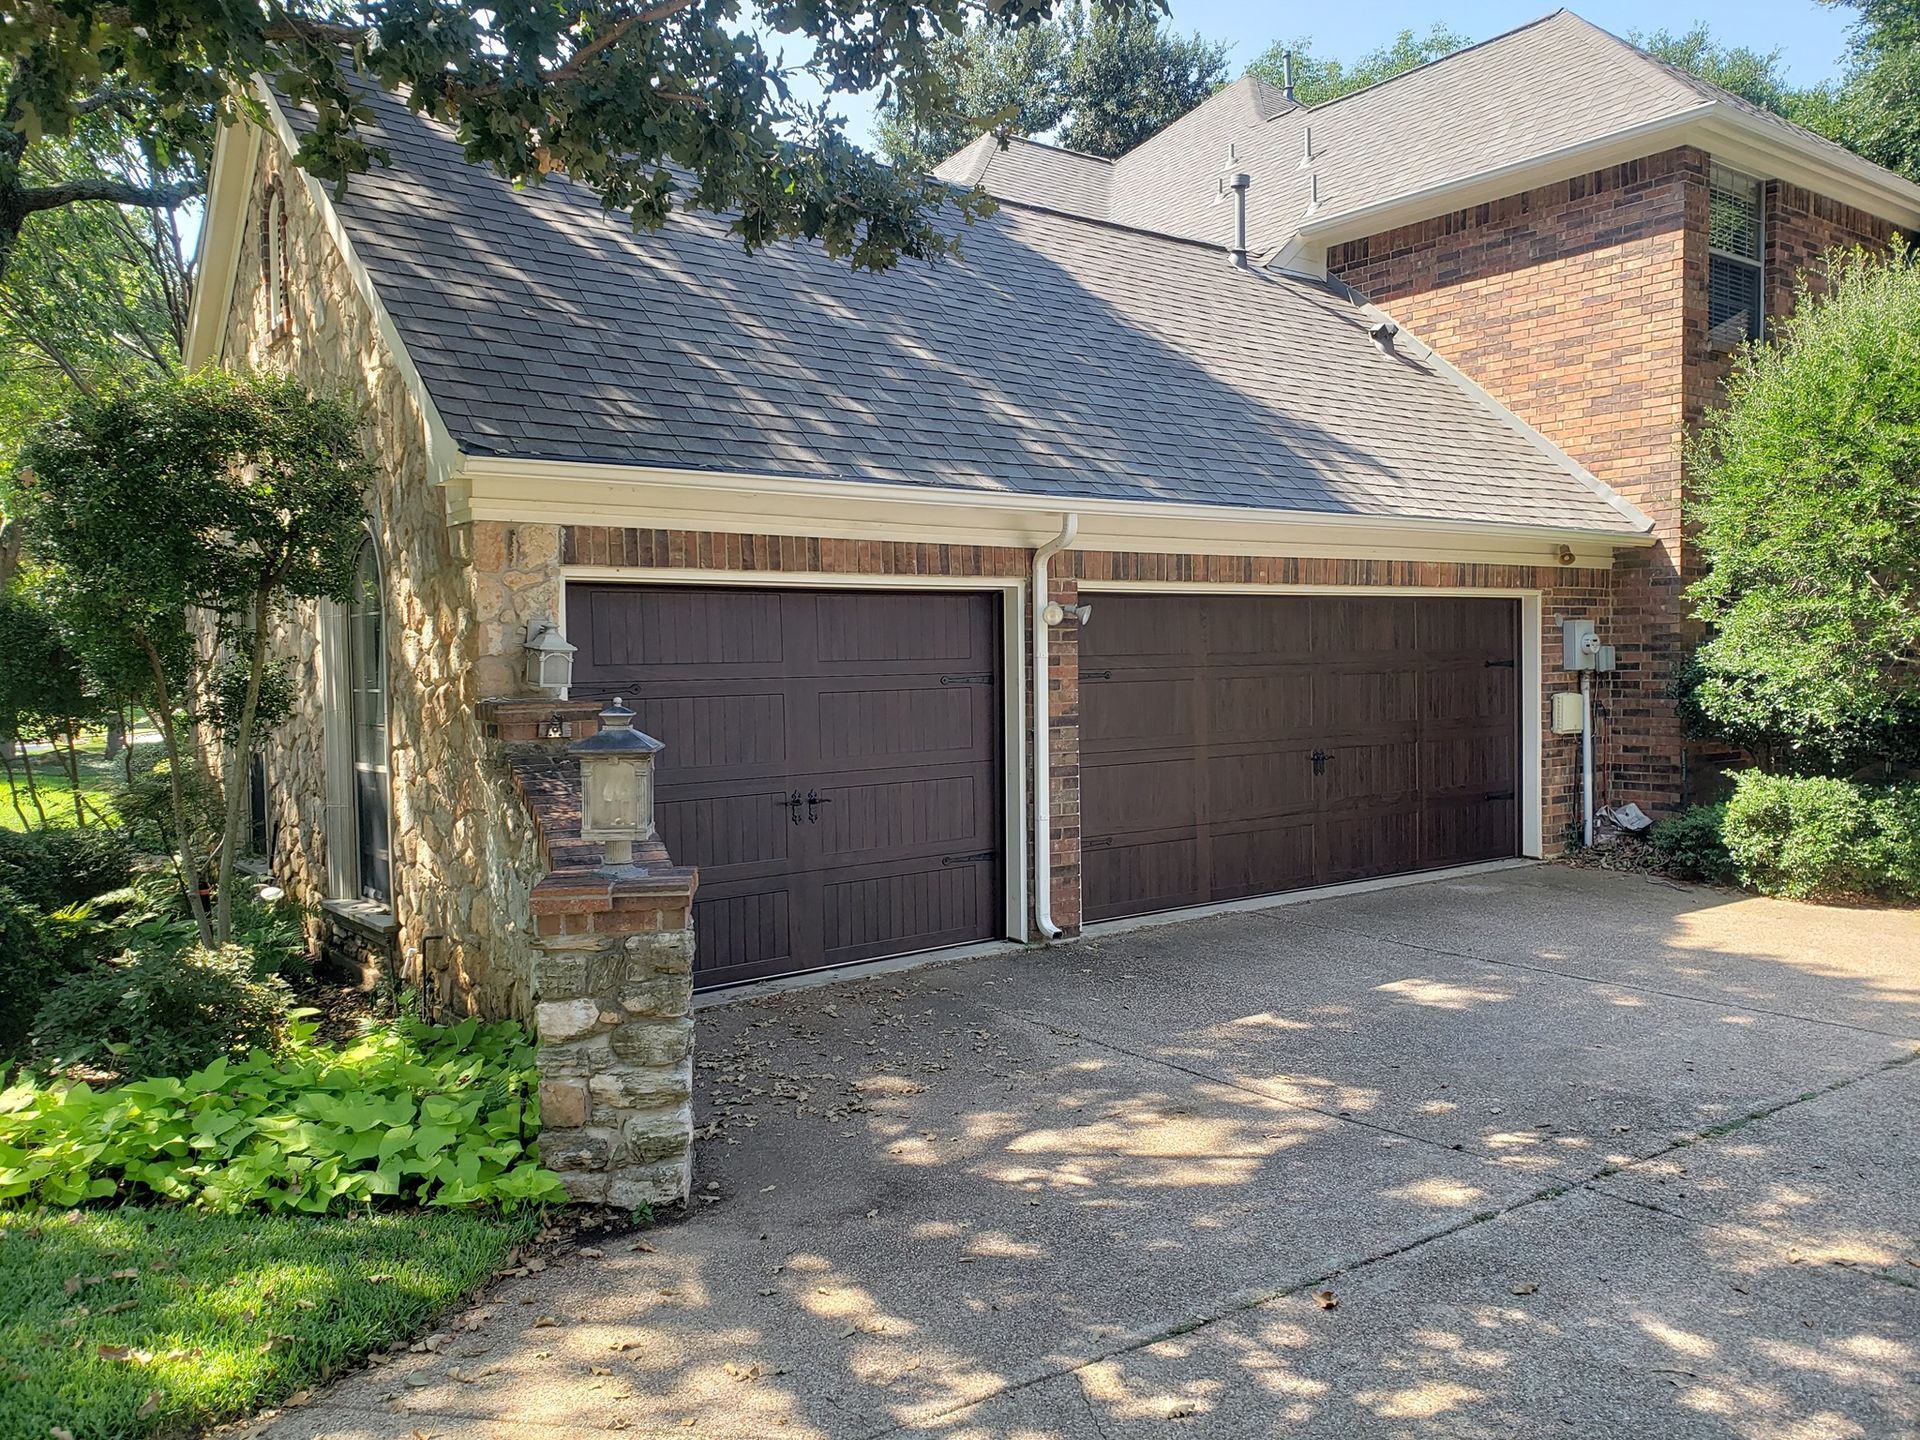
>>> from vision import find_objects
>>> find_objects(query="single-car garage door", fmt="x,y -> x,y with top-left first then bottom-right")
1080,593 -> 1520,923
567,586 -> 1004,989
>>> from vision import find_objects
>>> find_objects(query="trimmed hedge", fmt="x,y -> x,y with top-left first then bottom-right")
1722,773 -> 1920,901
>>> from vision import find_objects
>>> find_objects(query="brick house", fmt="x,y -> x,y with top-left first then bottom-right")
183,9 -> 1918,1203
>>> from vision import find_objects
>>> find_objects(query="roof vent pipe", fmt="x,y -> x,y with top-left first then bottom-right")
1282,50 -> 1295,102
1227,172 -> 1250,268
1302,125 -> 1313,166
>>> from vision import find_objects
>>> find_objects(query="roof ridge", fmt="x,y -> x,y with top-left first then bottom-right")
1281,8 -> 1573,118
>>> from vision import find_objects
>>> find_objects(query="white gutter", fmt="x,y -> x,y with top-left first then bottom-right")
1031,514 -> 1079,941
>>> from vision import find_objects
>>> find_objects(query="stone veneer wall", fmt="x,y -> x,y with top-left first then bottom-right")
219,129 -> 552,1019
559,527 -> 1610,933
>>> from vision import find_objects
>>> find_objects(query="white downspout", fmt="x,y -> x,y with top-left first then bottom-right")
1032,513 -> 1079,940
1581,669 -> 1595,848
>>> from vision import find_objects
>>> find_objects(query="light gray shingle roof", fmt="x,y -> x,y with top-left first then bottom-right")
298,85 -> 1646,535
953,11 -> 1903,256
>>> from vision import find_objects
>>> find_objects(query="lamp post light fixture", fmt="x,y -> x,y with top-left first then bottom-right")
524,616 -> 577,696
569,697 -> 664,867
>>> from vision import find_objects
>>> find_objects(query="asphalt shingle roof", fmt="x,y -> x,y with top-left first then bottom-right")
951,10 -> 1896,257
299,83 -> 1646,534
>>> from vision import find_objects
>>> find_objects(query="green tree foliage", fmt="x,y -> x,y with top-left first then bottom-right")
14,370 -> 375,945
875,11 -> 1227,169
874,22 -> 1069,172
1054,12 -> 1231,157
1,0 -> 1177,282
1685,244 -> 1920,774
1248,25 -> 1470,107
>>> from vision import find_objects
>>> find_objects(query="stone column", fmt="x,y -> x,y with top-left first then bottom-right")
480,698 -> 697,1208
530,868 -> 695,1207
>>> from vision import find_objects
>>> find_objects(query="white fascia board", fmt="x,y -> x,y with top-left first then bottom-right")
1279,112 -> 1707,255
1692,114 -> 1920,228
450,457 -> 1649,568
250,83 -> 465,486
182,119 -> 263,370
1284,102 -> 1920,257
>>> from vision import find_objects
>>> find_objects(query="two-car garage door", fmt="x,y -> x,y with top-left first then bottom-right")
1079,593 -> 1521,922
568,584 -> 1520,986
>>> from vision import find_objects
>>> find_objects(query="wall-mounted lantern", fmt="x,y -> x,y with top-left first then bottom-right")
569,697 -> 664,867
524,616 -> 576,696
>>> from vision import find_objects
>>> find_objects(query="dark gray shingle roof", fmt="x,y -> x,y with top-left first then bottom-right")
300,86 -> 1645,534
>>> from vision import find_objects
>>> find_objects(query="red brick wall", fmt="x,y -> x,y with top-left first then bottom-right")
563,526 -> 1604,933
1328,148 -> 1700,817
1329,148 -> 1904,814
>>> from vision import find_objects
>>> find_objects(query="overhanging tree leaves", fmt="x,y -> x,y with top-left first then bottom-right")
1248,25 -> 1470,107
2,0 -> 1171,282
15,369 -> 374,945
1685,243 -> 1920,775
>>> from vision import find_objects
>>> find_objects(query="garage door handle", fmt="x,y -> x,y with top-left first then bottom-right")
774,791 -> 802,824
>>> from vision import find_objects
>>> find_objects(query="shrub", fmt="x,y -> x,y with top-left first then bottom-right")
0,890 -> 119,1062
0,1015 -> 567,1212
29,943 -> 291,1079
1649,803 -> 1737,884
1722,772 -> 1920,900
0,825 -> 132,911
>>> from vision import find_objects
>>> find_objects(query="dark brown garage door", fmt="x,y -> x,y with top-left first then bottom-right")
567,586 -> 1004,988
1080,594 -> 1520,923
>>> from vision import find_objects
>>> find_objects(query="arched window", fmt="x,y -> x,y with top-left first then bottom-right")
348,539 -> 391,904
263,179 -> 290,337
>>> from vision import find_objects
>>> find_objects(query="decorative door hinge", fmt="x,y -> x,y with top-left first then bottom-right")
940,672 -> 994,686
1485,658 -> 1516,668
941,850 -> 995,866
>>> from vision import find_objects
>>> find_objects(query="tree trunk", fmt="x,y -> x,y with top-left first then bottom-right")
16,738 -> 48,828
141,633 -> 215,948
55,723 -> 87,826
0,745 -> 29,829
105,714 -> 125,759
214,587 -> 274,946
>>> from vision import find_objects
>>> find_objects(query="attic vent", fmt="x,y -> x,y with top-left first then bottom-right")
1708,165 -> 1765,344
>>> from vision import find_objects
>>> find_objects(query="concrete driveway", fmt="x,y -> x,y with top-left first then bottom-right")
277,865 -> 1920,1439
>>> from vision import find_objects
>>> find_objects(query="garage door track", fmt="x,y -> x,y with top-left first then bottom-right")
266,865 -> 1920,1439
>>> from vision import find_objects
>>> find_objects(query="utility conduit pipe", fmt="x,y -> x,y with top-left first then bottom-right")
1032,514 -> 1079,940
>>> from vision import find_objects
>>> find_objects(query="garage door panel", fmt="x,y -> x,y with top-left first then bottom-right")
569,584 -> 1003,988
693,888 -> 795,985
1207,750 -> 1317,822
1211,822 -> 1316,899
630,692 -> 790,775
816,685 -> 991,767
1317,667 -> 1420,730
812,591 -> 986,666
1425,666 -> 1517,726
580,587 -> 787,672
1207,674 -> 1315,743
1322,741 -> 1420,806
1082,593 -> 1518,923
1083,837 -> 1202,920
656,789 -> 796,872
1084,755 -> 1202,836
813,774 -> 991,861
822,860 -> 996,964
1426,795 -> 1520,866
1321,810 -> 1422,884
1423,734 -> 1518,794
1081,677 -> 1197,748
1312,597 -> 1420,654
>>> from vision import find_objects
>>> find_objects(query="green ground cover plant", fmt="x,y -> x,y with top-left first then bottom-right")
0,1204 -> 537,1440
1,1014 -> 569,1212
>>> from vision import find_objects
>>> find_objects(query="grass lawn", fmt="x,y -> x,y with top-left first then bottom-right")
0,738 -> 161,832
0,1204 -> 539,1440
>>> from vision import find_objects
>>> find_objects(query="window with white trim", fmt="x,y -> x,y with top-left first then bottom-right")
348,540 -> 392,904
1708,165 -> 1765,345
